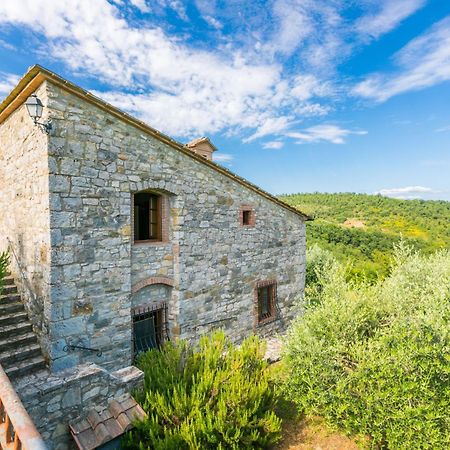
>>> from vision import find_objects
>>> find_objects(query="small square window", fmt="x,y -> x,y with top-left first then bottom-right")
256,281 -> 277,324
240,206 -> 255,227
242,210 -> 251,225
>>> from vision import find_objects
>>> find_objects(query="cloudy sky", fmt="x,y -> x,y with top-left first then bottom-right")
0,0 -> 449,200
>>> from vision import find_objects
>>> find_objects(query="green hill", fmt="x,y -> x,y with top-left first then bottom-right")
280,193 -> 450,280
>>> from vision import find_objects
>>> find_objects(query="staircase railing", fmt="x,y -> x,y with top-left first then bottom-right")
0,364 -> 47,450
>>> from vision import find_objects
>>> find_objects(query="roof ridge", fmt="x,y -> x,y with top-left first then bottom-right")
0,64 -> 310,221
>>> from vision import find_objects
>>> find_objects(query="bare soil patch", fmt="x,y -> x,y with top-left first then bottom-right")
343,218 -> 365,229
274,415 -> 360,450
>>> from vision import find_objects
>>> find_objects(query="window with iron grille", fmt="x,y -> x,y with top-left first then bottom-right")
132,303 -> 168,357
255,280 -> 277,325
133,192 -> 162,242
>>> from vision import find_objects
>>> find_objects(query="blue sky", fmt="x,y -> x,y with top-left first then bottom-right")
0,0 -> 449,200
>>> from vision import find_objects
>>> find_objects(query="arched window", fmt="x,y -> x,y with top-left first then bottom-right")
132,303 -> 167,355
131,281 -> 173,357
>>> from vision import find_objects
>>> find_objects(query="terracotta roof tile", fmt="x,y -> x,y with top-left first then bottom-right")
102,417 -> 123,438
74,428 -> 97,450
116,411 -> 132,431
120,396 -> 137,411
70,419 -> 91,435
87,410 -> 103,429
128,403 -> 146,421
93,423 -> 110,446
69,394 -> 147,450
109,399 -> 124,418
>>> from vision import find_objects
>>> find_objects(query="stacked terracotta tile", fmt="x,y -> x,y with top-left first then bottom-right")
69,394 -> 146,450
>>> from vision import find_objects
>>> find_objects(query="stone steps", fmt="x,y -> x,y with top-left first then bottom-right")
0,293 -> 21,303
0,274 -> 48,381
0,342 -> 42,366
0,321 -> 32,340
2,276 -> 14,285
0,331 -> 38,351
4,355 -> 47,380
0,300 -> 24,315
1,284 -> 18,295
0,311 -> 29,327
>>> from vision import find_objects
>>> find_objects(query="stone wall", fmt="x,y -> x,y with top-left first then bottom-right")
20,363 -> 143,450
131,283 -> 172,307
44,80 -> 306,372
0,81 -> 52,355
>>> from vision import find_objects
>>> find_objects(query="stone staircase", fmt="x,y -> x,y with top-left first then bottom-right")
0,274 -> 47,381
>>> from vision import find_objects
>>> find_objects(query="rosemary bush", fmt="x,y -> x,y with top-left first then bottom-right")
123,331 -> 282,450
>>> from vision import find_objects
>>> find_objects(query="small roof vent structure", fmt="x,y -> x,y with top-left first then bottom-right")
185,136 -> 217,161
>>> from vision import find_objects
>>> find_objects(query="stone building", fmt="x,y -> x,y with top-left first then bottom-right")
0,65 -> 308,447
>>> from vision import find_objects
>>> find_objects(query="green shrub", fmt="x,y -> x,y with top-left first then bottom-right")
123,331 -> 282,450
0,251 -> 9,295
284,246 -> 450,449
305,244 -> 337,288
305,244 -> 345,307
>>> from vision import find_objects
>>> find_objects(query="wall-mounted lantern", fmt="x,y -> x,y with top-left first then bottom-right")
25,94 -> 52,134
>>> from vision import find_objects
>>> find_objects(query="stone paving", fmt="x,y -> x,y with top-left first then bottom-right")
265,336 -> 283,363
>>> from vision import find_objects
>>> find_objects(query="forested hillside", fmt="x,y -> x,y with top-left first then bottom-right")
280,193 -> 450,279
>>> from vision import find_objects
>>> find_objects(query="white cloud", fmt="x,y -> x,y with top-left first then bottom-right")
212,153 -> 234,163
129,0 -> 150,13
0,0 -> 423,141
257,0 -> 423,72
435,125 -> 450,132
244,117 -> 293,142
0,0 -> 332,140
259,0 -> 349,73
265,0 -> 314,56
263,141 -> 284,149
0,72 -> 20,99
294,103 -> 330,116
0,39 -> 15,51
375,185 -> 440,199
290,74 -> 332,101
192,1 -> 228,30
356,0 -> 425,40
286,124 -> 367,144
354,16 -> 450,102
203,15 -> 223,30
153,0 -> 188,20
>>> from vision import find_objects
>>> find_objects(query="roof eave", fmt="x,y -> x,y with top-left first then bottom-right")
0,64 -> 311,221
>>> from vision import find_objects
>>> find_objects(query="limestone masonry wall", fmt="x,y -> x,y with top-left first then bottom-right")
1,74 -> 306,450
0,81 -> 52,356
20,363 -> 143,450
35,80 -> 305,372
0,82 -> 305,372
